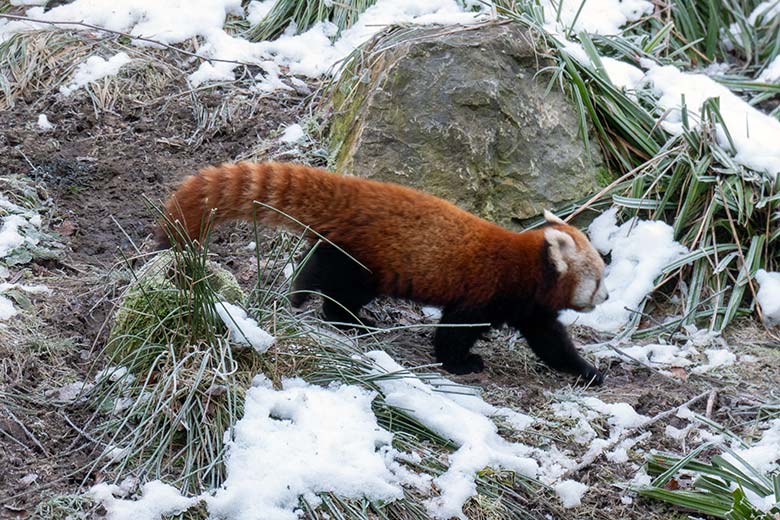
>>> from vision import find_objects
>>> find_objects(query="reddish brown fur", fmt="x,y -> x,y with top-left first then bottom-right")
164,161 -> 583,310
162,161 -> 608,381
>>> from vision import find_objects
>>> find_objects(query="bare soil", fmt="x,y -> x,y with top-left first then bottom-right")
0,78 -> 308,517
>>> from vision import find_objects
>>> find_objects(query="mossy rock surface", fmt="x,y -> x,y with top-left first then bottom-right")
328,22 -> 604,228
108,251 -> 245,369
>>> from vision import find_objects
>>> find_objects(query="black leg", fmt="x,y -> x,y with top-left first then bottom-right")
289,244 -> 322,307
292,245 -> 376,328
434,307 -> 491,374
518,312 -> 603,385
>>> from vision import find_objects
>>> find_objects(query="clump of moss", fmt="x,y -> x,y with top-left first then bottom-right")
107,250 -> 245,374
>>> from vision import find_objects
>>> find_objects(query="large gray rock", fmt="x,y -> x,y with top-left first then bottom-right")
328,22 -> 605,227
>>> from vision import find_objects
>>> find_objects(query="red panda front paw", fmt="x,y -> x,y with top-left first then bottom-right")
578,363 -> 604,386
442,354 -> 485,375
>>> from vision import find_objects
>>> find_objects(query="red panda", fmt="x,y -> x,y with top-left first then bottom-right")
161,161 -> 608,384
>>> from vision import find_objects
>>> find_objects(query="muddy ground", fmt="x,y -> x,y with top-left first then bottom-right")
0,45 -> 779,520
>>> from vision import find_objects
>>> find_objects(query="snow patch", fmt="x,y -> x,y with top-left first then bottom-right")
215,301 -> 275,353
722,419 -> 780,476
56,381 -> 95,402
206,378 -> 408,520
59,52 -> 132,96
691,348 -> 736,374
554,479 -> 588,508
539,0 -> 653,35
367,350 -> 545,519
759,55 -> 780,83
246,0 -> 276,25
90,481 -> 197,520
642,64 -> 780,179
0,0 -> 491,89
36,114 -> 55,131
755,269 -> 780,326
421,306 -> 443,320
561,208 -> 689,331
0,282 -> 52,321
279,123 -> 305,143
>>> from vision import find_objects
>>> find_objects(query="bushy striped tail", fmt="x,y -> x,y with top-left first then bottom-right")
158,161 -> 340,247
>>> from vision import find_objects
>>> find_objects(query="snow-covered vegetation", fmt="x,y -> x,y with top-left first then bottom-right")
0,0 -> 779,519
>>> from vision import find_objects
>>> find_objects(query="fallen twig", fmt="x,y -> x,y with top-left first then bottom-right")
705,388 -> 718,419
3,408 -> 50,456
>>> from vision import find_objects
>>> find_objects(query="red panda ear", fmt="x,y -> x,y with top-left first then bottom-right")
544,228 -> 577,274
543,209 -> 566,225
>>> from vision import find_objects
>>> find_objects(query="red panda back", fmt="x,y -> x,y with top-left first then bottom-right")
163,161 -> 544,306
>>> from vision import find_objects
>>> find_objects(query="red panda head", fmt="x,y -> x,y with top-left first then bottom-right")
542,210 -> 608,312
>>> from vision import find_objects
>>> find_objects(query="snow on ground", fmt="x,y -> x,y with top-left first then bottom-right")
540,2 -> 780,180
424,374 -> 535,431
59,52 -> 132,96
36,113 -> 54,130
366,351 -> 591,516
755,269 -> 780,326
90,481 -> 198,520
53,381 -> 95,403
555,479 -> 589,508
584,324 -> 742,375
759,55 -> 780,82
0,282 -> 51,321
723,419 -> 780,477
538,0 -> 653,35
560,208 -> 689,331
729,1 -> 780,43
367,350 -> 542,519
246,0 -> 276,26
588,57 -> 780,179
642,64 -> 780,178
0,0 -> 491,89
206,376 -> 408,520
552,393 -> 651,472
278,123 -> 305,144
0,188 -> 52,320
421,305 -> 443,320
215,301 -> 275,352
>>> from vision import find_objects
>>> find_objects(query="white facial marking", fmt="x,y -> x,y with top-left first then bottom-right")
593,278 -> 609,305
567,234 -> 608,312
544,228 -> 576,274
572,277 -> 597,310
